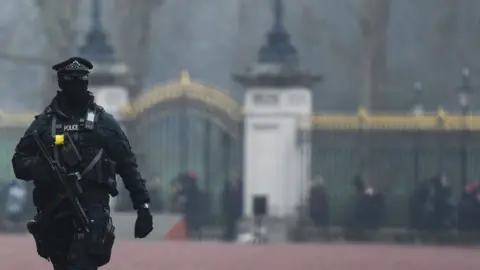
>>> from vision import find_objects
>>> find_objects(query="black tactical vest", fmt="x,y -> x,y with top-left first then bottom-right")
47,105 -> 118,196
51,108 -> 100,181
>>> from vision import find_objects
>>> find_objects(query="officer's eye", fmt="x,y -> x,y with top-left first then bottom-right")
62,75 -> 88,80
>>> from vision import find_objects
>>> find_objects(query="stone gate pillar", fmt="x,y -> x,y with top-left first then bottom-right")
233,0 -> 321,218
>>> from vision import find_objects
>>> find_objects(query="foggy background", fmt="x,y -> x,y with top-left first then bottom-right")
1,0 -> 480,114
1,2 -> 480,269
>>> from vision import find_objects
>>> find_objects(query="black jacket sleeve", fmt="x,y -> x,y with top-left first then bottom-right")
11,114 -> 49,181
99,111 -> 150,209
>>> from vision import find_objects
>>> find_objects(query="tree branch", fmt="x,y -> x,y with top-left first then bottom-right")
112,0 -> 159,94
36,0 -> 81,105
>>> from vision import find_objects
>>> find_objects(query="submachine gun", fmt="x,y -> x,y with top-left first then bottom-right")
32,130 -> 91,232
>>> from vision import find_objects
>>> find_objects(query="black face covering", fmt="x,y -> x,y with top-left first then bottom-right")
57,75 -> 89,105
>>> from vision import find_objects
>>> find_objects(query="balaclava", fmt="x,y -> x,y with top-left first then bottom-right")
57,73 -> 90,108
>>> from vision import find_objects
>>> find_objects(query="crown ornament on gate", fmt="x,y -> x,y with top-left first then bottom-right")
180,70 -> 191,86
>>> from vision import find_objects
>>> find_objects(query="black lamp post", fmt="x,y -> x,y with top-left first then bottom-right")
413,82 -> 423,185
413,82 -> 424,116
458,67 -> 472,187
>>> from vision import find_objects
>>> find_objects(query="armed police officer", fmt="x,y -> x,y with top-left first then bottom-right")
11,57 -> 153,270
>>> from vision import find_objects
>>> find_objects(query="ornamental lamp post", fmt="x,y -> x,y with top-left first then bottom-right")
457,67 -> 472,187
413,81 -> 424,116
412,81 -> 423,185
458,67 -> 472,115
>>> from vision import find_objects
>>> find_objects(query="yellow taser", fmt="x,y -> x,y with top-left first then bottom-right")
55,134 -> 65,145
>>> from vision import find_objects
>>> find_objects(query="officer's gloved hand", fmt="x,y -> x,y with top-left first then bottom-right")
134,207 -> 153,238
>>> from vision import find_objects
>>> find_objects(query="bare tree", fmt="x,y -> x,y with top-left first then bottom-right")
356,0 -> 391,111
36,0 -> 82,105
111,0 -> 161,96
351,0 -> 391,182
36,0 -> 81,59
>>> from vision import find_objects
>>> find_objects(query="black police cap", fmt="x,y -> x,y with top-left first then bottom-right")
52,57 -> 93,75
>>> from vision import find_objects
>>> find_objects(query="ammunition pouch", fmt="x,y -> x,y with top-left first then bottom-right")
26,195 -> 67,260
27,220 -> 50,260
99,154 -> 118,197
82,149 -> 118,197
88,216 -> 115,266
60,133 -> 82,168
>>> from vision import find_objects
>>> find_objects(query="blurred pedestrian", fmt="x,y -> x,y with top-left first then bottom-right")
409,181 -> 430,231
148,176 -> 164,213
458,183 -> 480,232
222,172 -> 243,241
427,175 -> 456,232
346,175 -> 385,238
173,171 -> 203,240
308,175 -> 329,230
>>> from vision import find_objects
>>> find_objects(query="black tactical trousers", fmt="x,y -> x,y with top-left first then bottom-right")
51,238 -> 98,270
43,203 -> 111,270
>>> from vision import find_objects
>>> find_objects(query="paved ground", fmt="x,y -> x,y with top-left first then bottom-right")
111,212 -> 182,240
1,234 -> 479,270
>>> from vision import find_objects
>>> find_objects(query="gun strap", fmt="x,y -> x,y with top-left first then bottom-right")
38,195 -> 65,218
80,149 -> 103,177
50,115 -> 61,163
50,113 -> 103,177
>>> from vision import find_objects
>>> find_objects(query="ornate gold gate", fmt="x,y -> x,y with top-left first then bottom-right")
309,108 -> 480,226
121,72 -> 242,215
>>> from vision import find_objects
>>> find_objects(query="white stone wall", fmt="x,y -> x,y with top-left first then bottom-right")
243,86 -> 312,217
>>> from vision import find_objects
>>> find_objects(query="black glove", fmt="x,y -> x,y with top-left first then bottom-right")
134,207 -> 153,238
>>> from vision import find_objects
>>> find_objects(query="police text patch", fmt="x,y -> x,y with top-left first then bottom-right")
64,124 -> 79,131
